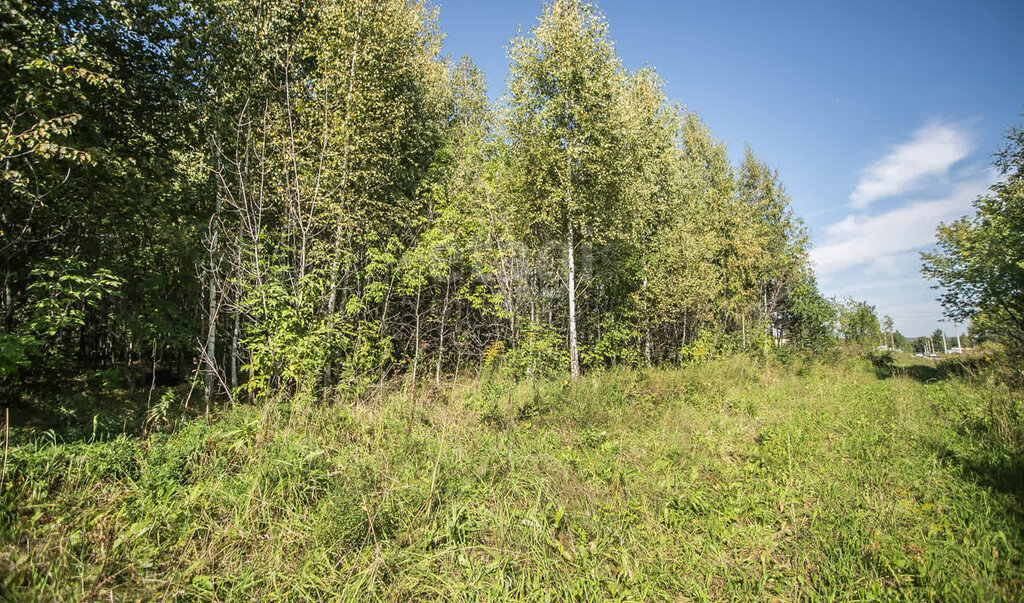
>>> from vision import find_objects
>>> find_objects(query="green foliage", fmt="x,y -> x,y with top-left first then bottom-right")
838,297 -> 881,345
0,333 -> 29,379
3,359 -> 1023,599
2,0 -> 207,391
582,314 -> 643,369
0,0 -> 113,193
502,322 -> 568,380
503,0 -> 627,245
2,0 -> 835,400
22,258 -> 122,338
1,258 -> 121,379
922,117 -> 1024,353
679,328 -> 737,362
146,389 -> 176,432
5,2 -> 1023,598
866,350 -> 896,377
780,271 -> 839,354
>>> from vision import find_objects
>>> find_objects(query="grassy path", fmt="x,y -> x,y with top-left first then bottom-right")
2,357 -> 1022,600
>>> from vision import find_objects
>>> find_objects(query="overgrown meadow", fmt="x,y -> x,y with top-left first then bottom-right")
2,354 -> 1022,600
5,0 -> 1024,600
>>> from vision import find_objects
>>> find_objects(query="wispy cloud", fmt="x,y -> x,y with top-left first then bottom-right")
849,122 -> 972,208
830,275 -> 924,296
812,172 -> 993,276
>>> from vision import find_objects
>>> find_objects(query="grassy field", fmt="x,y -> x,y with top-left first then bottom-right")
1,355 -> 1022,600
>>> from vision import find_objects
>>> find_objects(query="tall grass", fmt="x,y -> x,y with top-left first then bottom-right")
1,355 -> 1022,600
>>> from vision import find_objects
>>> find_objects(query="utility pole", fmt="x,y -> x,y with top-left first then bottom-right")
954,323 -> 962,352
940,328 -> 948,355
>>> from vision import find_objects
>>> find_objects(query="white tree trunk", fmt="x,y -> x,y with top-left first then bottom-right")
204,188 -> 221,403
324,22 -> 361,389
642,272 -> 652,365
411,275 -> 422,386
230,308 -> 239,390
326,24 -> 361,319
568,219 -> 579,379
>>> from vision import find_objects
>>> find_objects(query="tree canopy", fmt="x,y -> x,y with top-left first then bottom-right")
2,0 -> 838,401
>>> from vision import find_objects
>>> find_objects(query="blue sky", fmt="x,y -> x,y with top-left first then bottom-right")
437,0 -> 1024,337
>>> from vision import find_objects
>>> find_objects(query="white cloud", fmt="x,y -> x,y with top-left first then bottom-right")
812,173 -> 993,277
866,251 -> 921,277
883,300 -> 952,336
849,122 -> 972,208
829,276 -> 924,296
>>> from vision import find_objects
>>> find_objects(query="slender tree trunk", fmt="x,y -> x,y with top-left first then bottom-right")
763,287 -> 770,351
568,219 -> 579,379
411,273 -> 422,387
406,275 -> 423,439
681,320 -> 688,363
146,338 -> 158,419
230,308 -> 240,391
642,273 -> 652,366
324,22 -> 361,388
326,22 -> 361,319
530,266 -> 537,324
435,275 -> 451,386
204,195 -> 220,403
2,269 -> 11,330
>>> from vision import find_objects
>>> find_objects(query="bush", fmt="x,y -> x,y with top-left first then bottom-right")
866,350 -> 895,378
502,322 -> 568,380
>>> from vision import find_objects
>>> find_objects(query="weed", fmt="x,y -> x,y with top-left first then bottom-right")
1,355 -> 1023,600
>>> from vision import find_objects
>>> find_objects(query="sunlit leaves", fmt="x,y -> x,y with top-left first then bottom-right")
922,120 -> 1024,350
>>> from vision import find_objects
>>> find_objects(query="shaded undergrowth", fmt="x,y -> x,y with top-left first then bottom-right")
1,355 -> 1022,600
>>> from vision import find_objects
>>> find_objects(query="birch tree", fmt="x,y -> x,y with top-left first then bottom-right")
503,0 -> 629,378
737,145 -> 808,342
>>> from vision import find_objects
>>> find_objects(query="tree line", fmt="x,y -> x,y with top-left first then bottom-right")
3,0 -> 842,404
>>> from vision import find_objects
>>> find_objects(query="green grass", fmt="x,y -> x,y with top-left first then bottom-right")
2,355 -> 1023,600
